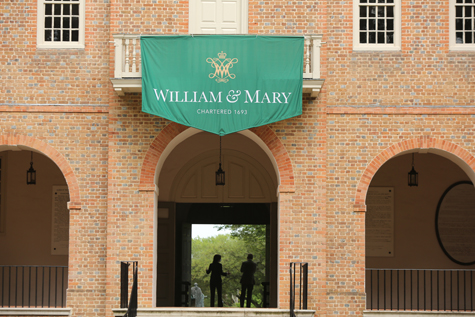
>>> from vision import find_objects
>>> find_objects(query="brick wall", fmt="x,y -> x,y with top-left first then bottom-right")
326,1 -> 475,107
1,0 -> 474,317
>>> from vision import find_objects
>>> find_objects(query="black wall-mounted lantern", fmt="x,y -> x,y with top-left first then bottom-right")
408,153 -> 418,187
27,151 -> 37,185
215,137 -> 225,186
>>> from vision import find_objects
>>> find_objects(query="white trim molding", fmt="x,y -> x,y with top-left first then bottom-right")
37,0 -> 85,49
449,0 -> 475,51
353,0 -> 401,51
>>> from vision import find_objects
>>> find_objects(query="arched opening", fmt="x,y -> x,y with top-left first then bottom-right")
153,131 -> 279,308
0,147 -> 70,307
365,150 -> 475,311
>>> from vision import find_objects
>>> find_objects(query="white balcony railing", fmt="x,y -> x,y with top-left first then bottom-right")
111,34 -> 324,97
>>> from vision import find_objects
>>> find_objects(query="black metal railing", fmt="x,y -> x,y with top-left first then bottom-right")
290,262 -> 308,317
366,268 -> 475,311
120,261 -> 138,311
0,265 -> 68,308
262,281 -> 270,308
180,281 -> 191,307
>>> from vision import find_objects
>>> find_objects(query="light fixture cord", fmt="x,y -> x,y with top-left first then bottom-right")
219,136 -> 222,165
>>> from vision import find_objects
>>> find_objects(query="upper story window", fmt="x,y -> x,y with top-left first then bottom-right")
37,0 -> 85,49
353,0 -> 401,51
450,0 -> 475,50
189,0 -> 248,34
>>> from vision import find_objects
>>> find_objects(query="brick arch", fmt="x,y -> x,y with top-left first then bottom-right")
139,123 -> 295,192
354,137 -> 475,211
0,133 -> 81,209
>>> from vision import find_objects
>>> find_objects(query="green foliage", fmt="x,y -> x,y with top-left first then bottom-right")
191,225 -> 266,307
217,224 -> 266,246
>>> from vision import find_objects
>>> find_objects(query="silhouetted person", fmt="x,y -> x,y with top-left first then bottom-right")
240,253 -> 257,307
206,254 -> 228,307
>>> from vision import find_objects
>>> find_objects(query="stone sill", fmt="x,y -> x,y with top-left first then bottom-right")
0,308 -> 71,316
112,307 -> 316,317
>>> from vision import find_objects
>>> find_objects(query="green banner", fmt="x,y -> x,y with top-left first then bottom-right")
141,35 -> 303,136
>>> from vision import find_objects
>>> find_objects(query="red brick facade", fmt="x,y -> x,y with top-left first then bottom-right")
1,1 -> 474,317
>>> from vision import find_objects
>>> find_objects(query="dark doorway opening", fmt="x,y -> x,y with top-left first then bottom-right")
175,203 -> 271,307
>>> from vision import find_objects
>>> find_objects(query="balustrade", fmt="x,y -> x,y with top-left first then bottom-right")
111,34 -> 324,96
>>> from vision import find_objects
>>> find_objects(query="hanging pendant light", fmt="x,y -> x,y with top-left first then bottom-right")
27,151 -> 37,185
215,136 -> 225,186
408,153 -> 418,187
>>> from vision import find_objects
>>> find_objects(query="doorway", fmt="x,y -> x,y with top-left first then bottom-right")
155,131 -> 279,308
175,203 -> 272,307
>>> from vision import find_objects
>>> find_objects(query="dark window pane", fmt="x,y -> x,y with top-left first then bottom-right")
54,29 -> 61,41
63,4 -> 70,15
54,3 -> 61,14
63,30 -> 70,41
45,16 -> 52,28
378,32 -> 385,43
360,0 -> 368,3
466,31 -> 473,42
456,0 -> 462,2
378,0 -> 385,3
387,19 -> 394,30
456,6 -> 463,17
360,19 -> 367,30
45,30 -> 52,41
466,6 -> 472,17
369,32 -> 376,43
360,6 -> 367,17
72,16 -> 79,28
387,0 -> 394,2
54,16 -> 61,28
378,18 -> 385,30
45,3 -> 52,15
63,17 -> 70,28
369,6 -> 376,17
72,30 -> 79,41
360,32 -> 367,43
387,6 -> 394,17
369,0 -> 376,3
456,18 -> 463,30
378,6 -> 384,17
465,18 -> 472,30
72,4 -> 79,15
456,32 -> 464,43
387,32 -> 394,43
466,0 -> 473,3
369,19 -> 376,30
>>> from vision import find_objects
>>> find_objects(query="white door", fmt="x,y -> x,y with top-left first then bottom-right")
189,0 -> 248,34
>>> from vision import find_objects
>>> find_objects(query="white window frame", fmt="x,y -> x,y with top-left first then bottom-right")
189,0 -> 249,34
353,0 -> 401,51
449,0 -> 475,51
37,0 -> 85,49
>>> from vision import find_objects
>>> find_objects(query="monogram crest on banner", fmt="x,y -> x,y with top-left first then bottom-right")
206,51 -> 239,83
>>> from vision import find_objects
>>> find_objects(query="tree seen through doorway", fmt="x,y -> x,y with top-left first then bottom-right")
191,224 -> 266,307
